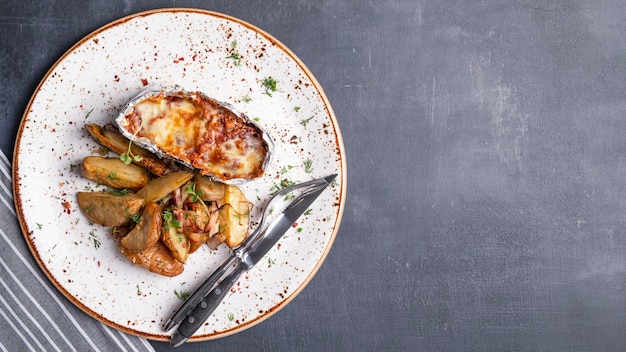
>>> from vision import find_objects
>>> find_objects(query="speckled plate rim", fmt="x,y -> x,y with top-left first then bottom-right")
12,7 -> 346,342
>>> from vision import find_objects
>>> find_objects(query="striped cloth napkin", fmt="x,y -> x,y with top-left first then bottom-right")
0,150 -> 155,352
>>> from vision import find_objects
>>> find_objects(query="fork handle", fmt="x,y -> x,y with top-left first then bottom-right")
164,254 -> 238,332
171,264 -> 246,347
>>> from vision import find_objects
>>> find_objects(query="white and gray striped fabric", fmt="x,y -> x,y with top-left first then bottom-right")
0,150 -> 155,352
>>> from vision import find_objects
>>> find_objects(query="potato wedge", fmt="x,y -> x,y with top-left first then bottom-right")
137,170 -> 193,203
120,202 -> 162,251
161,207 -> 189,263
218,185 -> 252,247
162,226 -> 189,263
85,123 -> 169,176
193,174 -> 226,201
82,156 -> 149,190
77,191 -> 143,227
120,241 -> 184,277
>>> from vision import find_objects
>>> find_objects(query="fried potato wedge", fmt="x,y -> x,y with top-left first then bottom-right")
85,123 -> 169,176
77,191 -> 143,227
162,225 -> 189,263
137,170 -> 193,204
193,174 -> 226,202
82,156 -> 149,191
219,185 -> 252,248
120,202 -> 162,251
120,241 -> 184,277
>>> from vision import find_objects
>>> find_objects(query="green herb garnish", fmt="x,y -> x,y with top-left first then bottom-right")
89,231 -> 101,249
175,289 -> 191,300
85,108 -> 94,120
261,77 -> 277,97
184,182 -> 210,214
106,188 -> 131,196
226,40 -> 242,66
120,121 -> 144,165
301,116 -> 314,129
162,208 -> 181,231
269,179 -> 297,195
128,212 -> 141,225
304,159 -> 314,173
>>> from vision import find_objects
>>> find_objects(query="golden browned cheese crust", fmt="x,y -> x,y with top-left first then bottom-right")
120,91 -> 268,181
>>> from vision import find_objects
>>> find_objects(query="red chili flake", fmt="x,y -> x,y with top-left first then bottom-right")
141,78 -> 149,86
192,54 -> 198,61
277,243 -> 282,250
292,222 -> 298,228
62,201 -> 71,214
114,75 -> 120,82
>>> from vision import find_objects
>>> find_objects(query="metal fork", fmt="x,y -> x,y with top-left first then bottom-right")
163,177 -> 332,332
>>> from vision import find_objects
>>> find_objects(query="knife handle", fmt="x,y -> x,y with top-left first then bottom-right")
164,254 -> 239,332
173,264 -> 246,343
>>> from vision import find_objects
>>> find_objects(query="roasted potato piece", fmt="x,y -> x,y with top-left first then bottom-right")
219,185 -> 253,247
85,123 -> 169,176
193,174 -> 226,201
162,225 -> 189,263
119,241 -> 184,277
120,202 -> 162,251
161,207 -> 190,263
137,170 -> 193,203
82,156 -> 149,191
77,191 -> 143,227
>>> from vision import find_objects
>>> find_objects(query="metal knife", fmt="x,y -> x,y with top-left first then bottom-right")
168,174 -> 336,347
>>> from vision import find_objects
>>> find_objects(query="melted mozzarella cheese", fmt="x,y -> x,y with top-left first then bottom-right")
123,92 -> 267,180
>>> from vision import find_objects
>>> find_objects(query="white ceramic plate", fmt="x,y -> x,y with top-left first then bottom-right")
13,8 -> 345,341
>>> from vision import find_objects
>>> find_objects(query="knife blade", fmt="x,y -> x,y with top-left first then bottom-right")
169,174 -> 336,347
163,175 -> 335,332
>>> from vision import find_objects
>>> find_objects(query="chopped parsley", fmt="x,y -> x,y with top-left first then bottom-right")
162,208 -> 181,231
